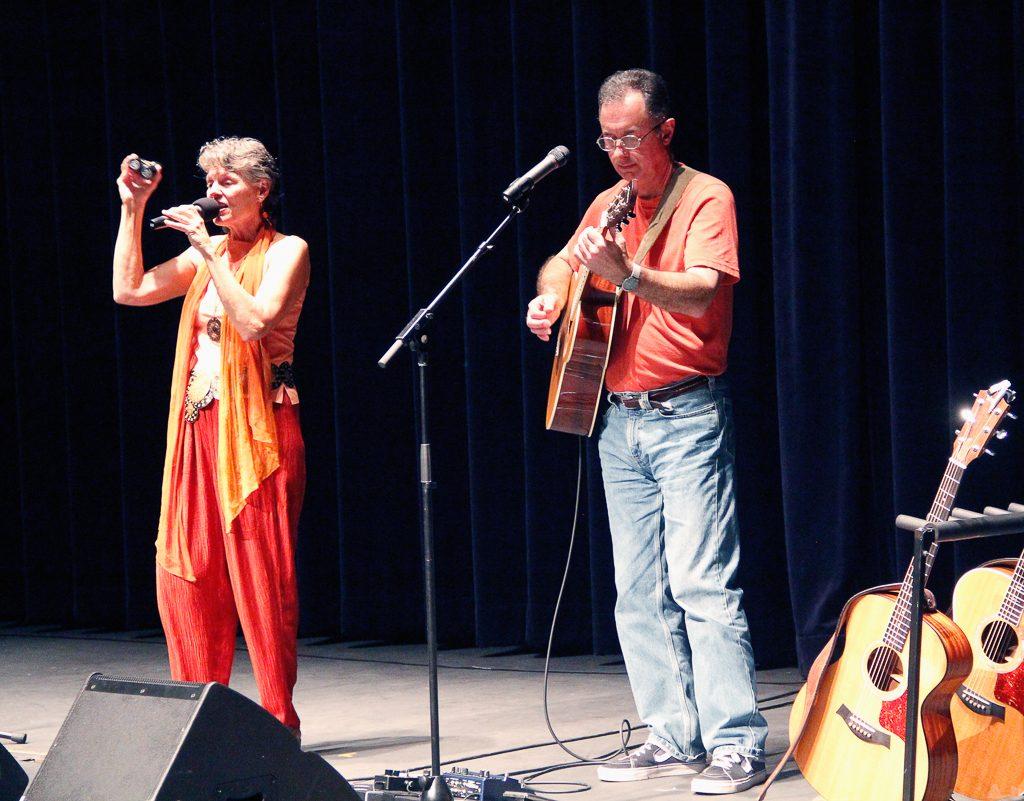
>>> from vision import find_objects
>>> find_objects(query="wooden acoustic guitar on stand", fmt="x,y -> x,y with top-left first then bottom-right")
781,381 -> 1014,801
545,180 -> 636,436
950,522 -> 1024,798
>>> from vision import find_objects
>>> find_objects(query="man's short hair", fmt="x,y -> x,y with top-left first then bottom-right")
597,69 -> 672,122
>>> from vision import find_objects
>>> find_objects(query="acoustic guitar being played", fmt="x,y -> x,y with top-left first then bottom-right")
783,381 -> 1014,801
545,180 -> 636,436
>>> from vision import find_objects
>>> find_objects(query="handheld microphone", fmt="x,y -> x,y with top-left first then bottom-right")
149,197 -> 225,230
502,146 -> 571,204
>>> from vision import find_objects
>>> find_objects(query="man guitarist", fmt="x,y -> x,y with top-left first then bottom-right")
525,69 -> 767,795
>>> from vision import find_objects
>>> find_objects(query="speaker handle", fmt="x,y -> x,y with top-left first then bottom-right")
215,774 -> 273,801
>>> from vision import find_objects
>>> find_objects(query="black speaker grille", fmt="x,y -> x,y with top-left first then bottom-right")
25,675 -> 204,801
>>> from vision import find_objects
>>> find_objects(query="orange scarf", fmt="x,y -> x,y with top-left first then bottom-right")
156,227 -> 280,581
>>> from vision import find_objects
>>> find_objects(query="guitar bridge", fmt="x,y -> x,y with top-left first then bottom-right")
956,685 -> 1006,720
836,704 -> 891,748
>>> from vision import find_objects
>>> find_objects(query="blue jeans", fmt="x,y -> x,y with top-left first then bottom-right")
598,376 -> 767,761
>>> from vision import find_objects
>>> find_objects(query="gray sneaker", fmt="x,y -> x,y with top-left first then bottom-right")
596,741 -> 706,782
690,750 -> 766,794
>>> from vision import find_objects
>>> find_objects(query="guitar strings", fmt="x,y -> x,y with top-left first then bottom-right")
964,623 -> 1008,695
866,463 -> 960,696
964,580 -> 1021,695
867,481 -> 948,691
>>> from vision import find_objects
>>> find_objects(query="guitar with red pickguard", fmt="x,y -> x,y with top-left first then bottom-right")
787,381 -> 1014,801
950,530 -> 1024,798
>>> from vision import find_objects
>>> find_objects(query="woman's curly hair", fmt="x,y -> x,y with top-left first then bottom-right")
197,136 -> 281,224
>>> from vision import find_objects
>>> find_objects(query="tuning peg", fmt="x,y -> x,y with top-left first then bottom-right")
984,448 -> 996,456
954,429 -> 961,436
995,429 -> 1008,440
1007,412 -> 1018,421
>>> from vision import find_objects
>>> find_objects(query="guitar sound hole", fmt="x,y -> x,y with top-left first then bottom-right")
866,645 -> 904,692
980,621 -> 1020,664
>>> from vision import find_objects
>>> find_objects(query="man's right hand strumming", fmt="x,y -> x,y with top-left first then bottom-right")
526,253 -> 573,342
116,153 -> 162,210
525,292 -> 563,342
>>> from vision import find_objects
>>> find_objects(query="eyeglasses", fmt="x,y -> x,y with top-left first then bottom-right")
596,122 -> 664,152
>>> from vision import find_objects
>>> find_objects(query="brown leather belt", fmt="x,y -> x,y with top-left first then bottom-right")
609,375 -> 709,409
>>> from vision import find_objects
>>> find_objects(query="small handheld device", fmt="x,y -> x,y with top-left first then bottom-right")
128,156 -> 158,179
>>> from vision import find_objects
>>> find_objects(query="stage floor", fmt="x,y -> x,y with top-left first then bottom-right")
0,625 -> 944,801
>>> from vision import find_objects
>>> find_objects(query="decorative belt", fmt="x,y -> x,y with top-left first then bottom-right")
609,375 -> 709,409
271,361 -> 296,391
184,361 -> 297,422
184,369 -> 218,422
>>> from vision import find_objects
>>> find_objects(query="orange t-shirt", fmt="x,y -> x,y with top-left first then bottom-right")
562,168 -> 740,392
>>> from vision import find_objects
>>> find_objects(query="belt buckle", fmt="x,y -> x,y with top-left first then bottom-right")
184,369 -> 216,422
610,391 -> 639,409
611,390 -> 659,410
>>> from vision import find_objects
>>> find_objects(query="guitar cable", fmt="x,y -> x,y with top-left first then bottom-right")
536,434 -> 641,769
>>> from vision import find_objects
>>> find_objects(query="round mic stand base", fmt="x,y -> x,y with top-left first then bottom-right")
420,775 -> 454,801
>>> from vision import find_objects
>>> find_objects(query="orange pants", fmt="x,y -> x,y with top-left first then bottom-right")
156,399 -> 305,730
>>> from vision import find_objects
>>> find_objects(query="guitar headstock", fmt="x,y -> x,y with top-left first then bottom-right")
603,180 -> 637,232
951,379 -> 1016,467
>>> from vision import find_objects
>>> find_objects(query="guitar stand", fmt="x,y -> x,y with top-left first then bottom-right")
895,504 -> 1024,801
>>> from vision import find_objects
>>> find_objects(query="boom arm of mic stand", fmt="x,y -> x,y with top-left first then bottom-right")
377,205 -> 524,370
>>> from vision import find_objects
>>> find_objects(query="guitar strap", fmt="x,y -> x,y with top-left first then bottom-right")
757,582 -> 902,801
630,164 -> 698,266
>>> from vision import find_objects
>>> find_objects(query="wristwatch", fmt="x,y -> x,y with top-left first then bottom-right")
620,262 -> 642,292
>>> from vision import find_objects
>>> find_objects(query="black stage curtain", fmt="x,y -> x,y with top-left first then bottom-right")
1,2 -> 1022,673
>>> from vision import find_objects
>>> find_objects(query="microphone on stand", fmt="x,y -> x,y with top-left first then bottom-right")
502,146 -> 571,204
149,197 -> 225,230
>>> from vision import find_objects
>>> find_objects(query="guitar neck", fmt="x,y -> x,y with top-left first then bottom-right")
996,548 -> 1024,627
882,458 -> 965,649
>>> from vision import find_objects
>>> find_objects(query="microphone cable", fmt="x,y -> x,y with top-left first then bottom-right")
537,434 -> 642,766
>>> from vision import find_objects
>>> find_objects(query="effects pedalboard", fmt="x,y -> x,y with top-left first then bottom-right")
364,768 -> 524,801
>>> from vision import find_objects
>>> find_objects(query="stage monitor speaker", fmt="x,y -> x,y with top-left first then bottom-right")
25,673 -> 360,801
0,741 -> 28,801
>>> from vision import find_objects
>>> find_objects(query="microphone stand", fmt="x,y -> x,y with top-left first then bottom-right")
377,196 -> 528,801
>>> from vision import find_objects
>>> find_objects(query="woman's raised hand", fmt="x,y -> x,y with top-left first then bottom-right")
117,153 -> 162,208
